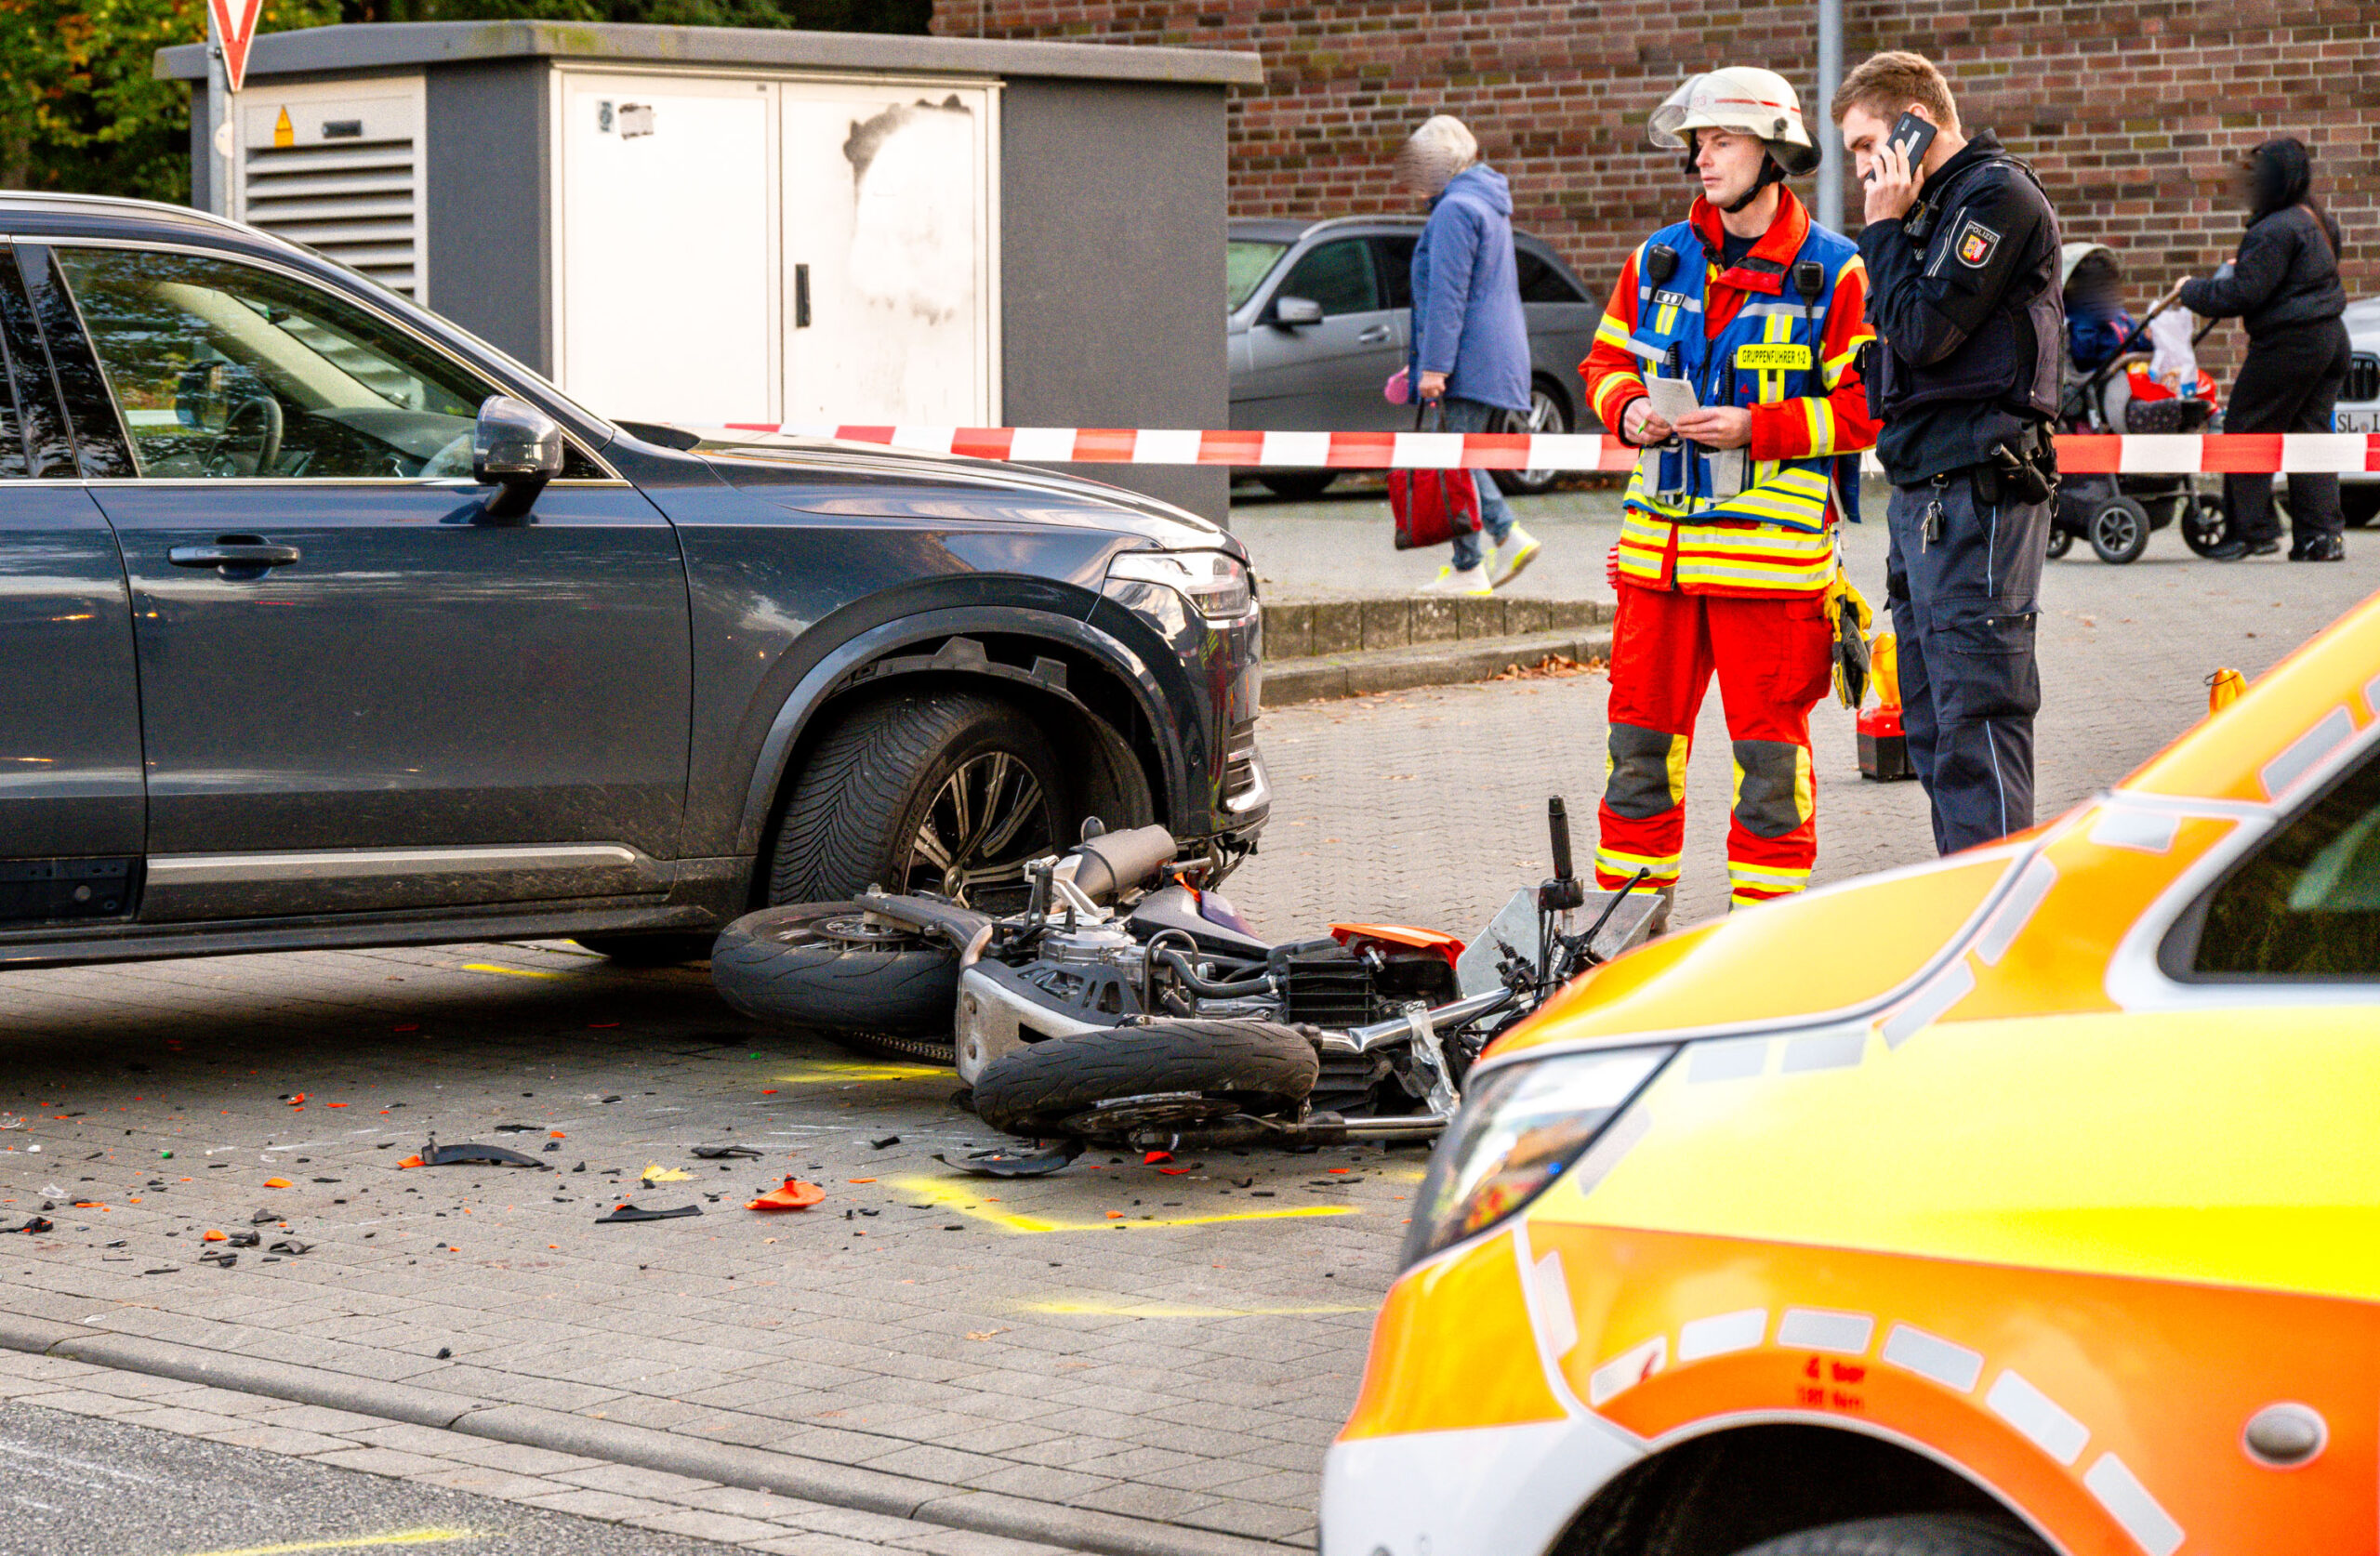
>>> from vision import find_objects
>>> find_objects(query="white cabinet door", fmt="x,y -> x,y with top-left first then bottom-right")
779,83 -> 998,425
557,73 -> 777,427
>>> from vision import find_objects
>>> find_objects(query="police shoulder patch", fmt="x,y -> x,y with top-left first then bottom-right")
1953,218 -> 2002,270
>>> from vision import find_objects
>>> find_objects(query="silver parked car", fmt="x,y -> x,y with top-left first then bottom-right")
2334,297 -> 2378,528
1227,217 -> 1598,497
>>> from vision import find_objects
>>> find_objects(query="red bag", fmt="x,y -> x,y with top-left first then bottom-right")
1388,402 -> 1483,550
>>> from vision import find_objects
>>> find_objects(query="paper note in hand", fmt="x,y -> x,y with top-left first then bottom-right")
1644,377 -> 1700,426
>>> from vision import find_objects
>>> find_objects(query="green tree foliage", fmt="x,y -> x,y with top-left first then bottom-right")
0,0 -> 927,202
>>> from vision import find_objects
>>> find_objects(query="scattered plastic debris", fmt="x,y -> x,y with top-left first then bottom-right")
939,1141 -> 1084,1179
596,1202 -> 701,1223
201,1229 -> 227,1243
639,1164 -> 694,1183
262,1178 -> 292,1189
1,1217 -> 53,1234
402,1140 -> 549,1169
250,1208 -> 283,1224
270,1238 -> 313,1255
870,1135 -> 901,1150
746,1178 -> 825,1211
691,1145 -> 760,1159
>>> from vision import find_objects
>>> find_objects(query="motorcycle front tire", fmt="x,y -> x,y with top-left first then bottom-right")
973,1021 -> 1320,1139
711,901 -> 961,1048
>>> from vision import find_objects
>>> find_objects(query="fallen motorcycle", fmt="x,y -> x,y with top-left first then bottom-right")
712,800 -> 1656,1154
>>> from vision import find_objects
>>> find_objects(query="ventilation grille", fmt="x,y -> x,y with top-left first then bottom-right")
242,138 -> 421,298
2347,354 -> 2379,406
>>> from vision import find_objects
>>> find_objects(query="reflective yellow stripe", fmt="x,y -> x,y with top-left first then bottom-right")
1597,314 -> 1635,349
1728,862 -> 1813,890
1799,397 -> 1826,454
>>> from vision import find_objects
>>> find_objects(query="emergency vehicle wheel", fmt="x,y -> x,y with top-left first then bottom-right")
2043,527 -> 2073,560
2088,496 -> 2150,564
2181,493 -> 2229,557
1722,1511 -> 2050,1556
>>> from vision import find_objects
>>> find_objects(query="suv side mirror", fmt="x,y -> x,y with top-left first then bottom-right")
1270,295 -> 1324,328
473,395 -> 565,520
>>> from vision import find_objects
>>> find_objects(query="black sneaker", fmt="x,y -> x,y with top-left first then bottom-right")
2206,537 -> 2280,561
2293,534 -> 2346,562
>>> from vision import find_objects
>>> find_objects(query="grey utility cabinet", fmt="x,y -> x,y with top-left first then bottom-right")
157,22 -> 1261,518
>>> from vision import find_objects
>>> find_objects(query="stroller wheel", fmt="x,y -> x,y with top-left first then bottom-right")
2181,493 -> 2230,558
2089,496 -> 2151,564
2045,526 -> 2074,560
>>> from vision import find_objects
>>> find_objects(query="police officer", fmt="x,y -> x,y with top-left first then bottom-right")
1832,51 -> 2062,854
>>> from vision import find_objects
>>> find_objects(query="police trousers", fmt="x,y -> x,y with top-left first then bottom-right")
1884,476 -> 2047,855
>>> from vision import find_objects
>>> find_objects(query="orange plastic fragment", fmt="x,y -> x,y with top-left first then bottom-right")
1157,1167 -> 1192,1176
395,1156 -> 423,1169
549,1130 -> 565,1140
747,1178 -> 826,1211
263,1177 -> 292,1188
202,1230 -> 226,1242
846,1178 -> 877,1184
326,1102 -> 348,1109
287,1094 -> 306,1106
1143,1150 -> 1172,1164
1105,1210 -> 1125,1220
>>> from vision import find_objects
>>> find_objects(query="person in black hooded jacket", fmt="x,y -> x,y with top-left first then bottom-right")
2180,138 -> 2350,561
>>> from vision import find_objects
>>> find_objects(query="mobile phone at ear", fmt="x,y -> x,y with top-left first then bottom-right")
1885,111 -> 1936,175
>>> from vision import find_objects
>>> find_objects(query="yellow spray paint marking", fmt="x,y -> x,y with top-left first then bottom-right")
1022,1299 -> 1372,1317
176,1528 -> 475,1556
893,1175 -> 1358,1234
773,1062 -> 947,1085
460,962 -> 568,980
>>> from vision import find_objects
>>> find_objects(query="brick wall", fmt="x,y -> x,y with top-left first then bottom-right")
941,0 -> 2379,389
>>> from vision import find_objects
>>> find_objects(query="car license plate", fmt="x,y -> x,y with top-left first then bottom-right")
2339,410 -> 2380,432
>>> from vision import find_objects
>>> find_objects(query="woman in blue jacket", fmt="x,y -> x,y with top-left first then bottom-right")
1397,116 -> 1543,595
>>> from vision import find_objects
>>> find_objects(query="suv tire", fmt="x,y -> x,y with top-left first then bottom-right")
770,690 -> 1072,914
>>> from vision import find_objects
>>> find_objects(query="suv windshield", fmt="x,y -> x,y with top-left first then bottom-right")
1227,240 -> 1289,311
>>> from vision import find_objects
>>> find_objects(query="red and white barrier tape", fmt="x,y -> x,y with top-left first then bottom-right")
728,424 -> 2380,476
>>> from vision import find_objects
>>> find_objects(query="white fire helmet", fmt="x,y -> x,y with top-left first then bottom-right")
1648,68 -> 1821,176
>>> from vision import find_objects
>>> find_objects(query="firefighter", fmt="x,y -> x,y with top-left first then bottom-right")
1581,68 -> 1880,927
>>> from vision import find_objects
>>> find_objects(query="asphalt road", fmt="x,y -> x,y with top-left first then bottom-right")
0,1398 -> 750,1556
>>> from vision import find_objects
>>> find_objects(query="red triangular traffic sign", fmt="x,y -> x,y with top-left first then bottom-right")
209,0 -> 265,94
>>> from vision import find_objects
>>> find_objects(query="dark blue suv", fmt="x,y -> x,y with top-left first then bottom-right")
0,194 -> 1265,967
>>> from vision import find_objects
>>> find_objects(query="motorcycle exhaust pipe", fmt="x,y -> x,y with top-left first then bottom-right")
1059,824 -> 1179,903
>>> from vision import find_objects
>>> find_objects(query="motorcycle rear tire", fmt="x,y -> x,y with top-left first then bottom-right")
973,1021 -> 1320,1140
711,901 -> 960,1041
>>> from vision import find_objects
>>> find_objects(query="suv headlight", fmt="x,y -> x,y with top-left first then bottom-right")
1402,1046 -> 1674,1268
1104,549 -> 1254,623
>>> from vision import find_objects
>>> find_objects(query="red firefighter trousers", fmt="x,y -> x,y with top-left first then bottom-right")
1593,581 -> 1837,909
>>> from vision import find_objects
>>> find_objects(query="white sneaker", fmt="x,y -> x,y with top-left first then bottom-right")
1417,564 -> 1493,597
1488,526 -> 1541,588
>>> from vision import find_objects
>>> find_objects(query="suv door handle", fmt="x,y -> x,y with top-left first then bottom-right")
169,538 -> 302,574
1358,324 -> 1394,344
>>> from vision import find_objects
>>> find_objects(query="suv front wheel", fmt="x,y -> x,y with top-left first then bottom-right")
769,690 -> 1075,915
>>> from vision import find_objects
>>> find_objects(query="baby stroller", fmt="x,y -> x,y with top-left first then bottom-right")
2050,243 -> 2229,564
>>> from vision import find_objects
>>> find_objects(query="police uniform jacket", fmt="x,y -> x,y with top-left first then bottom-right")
1858,131 -> 2063,485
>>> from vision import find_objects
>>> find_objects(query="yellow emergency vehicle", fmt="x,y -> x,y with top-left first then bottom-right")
1324,591 -> 2380,1556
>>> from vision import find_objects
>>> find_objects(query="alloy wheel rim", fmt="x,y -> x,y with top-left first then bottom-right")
1519,389 -> 1562,486
904,750 -> 1051,908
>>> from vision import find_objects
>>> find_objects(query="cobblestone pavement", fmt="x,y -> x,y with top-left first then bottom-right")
0,1392 -> 763,1556
0,494 -> 2370,1556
